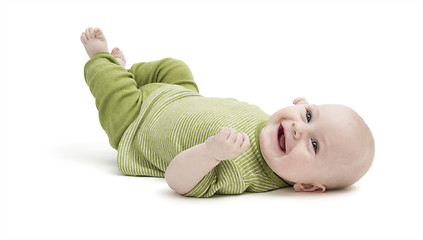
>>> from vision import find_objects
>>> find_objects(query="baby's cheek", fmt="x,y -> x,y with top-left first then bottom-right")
287,147 -> 312,169
281,147 -> 318,183
289,146 -> 308,161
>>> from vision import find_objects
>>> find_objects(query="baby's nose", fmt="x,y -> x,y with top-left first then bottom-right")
292,121 -> 301,139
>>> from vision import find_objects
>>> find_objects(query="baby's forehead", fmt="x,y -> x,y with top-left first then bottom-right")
316,104 -> 365,158
319,104 -> 362,126
314,105 -> 354,131
314,104 -> 374,183
318,104 -> 354,118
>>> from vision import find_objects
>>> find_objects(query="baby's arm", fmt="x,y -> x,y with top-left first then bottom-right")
165,127 -> 250,195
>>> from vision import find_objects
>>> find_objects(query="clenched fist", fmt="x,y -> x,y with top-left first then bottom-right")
205,127 -> 251,161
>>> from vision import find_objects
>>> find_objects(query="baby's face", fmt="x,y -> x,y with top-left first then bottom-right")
260,98 -> 361,191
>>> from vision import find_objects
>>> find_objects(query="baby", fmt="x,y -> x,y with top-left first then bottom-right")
81,27 -> 375,197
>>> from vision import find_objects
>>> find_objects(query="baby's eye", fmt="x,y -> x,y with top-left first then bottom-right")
306,110 -> 312,123
311,139 -> 318,153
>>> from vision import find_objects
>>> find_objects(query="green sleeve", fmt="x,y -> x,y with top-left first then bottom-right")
183,168 -> 219,198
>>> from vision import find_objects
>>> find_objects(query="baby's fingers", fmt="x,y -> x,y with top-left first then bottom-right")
234,132 -> 245,147
217,127 -> 231,139
227,128 -> 239,143
239,132 -> 250,152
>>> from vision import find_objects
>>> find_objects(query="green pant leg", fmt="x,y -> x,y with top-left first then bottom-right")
84,52 -> 143,149
128,58 -> 199,93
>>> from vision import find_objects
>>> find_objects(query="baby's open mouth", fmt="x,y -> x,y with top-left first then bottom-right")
278,123 -> 286,153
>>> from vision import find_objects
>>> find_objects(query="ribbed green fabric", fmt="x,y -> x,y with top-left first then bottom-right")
117,84 -> 290,198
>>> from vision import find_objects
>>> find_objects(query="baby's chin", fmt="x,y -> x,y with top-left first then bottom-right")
277,175 -> 295,186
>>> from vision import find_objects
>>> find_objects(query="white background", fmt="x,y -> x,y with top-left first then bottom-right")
0,0 -> 422,240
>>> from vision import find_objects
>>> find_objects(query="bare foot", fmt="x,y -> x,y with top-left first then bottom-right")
111,47 -> 127,68
80,27 -> 108,58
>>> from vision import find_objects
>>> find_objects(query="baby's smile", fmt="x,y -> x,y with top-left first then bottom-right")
277,123 -> 286,153
276,120 -> 295,156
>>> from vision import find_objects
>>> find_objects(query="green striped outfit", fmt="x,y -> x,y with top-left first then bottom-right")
84,52 -> 289,198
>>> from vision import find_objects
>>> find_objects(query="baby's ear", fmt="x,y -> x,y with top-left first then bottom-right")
293,97 -> 309,105
293,183 -> 326,193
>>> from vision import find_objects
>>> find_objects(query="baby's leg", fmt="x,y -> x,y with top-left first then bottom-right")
129,58 -> 199,93
81,28 -> 142,149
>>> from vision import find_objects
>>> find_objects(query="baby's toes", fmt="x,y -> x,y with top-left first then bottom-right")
94,28 -> 106,41
84,28 -> 89,38
80,32 -> 88,44
111,47 -> 123,56
87,27 -> 95,39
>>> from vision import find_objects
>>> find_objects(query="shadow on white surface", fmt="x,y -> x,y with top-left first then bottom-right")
51,141 -> 120,175
54,142 -> 360,199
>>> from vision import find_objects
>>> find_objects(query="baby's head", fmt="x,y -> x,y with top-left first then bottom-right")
260,97 -> 375,192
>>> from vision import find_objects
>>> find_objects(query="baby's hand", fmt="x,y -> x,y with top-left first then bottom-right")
205,127 -> 250,161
